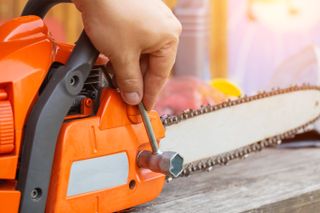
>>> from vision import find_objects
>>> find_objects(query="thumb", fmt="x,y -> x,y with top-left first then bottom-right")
111,54 -> 143,105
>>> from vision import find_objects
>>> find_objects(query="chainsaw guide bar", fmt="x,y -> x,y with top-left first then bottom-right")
159,85 -> 320,179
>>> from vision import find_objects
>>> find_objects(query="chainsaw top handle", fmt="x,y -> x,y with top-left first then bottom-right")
22,0 -> 71,18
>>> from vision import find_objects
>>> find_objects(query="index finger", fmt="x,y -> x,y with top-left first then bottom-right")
143,41 -> 178,110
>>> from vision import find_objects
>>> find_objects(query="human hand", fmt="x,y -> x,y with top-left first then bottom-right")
73,0 -> 182,110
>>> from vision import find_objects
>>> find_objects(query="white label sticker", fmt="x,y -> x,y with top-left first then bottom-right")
67,152 -> 129,196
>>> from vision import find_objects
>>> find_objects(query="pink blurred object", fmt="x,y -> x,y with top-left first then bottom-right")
268,45 -> 320,89
173,0 -> 211,80
155,77 -> 226,115
44,17 -> 66,41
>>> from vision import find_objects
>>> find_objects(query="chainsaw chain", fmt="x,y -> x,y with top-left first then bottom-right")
160,84 -> 320,180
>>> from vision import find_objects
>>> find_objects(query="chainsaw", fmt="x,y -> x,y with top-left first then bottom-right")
1,0 -> 320,212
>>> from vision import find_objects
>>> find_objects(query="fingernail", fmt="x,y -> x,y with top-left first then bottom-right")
122,92 -> 141,105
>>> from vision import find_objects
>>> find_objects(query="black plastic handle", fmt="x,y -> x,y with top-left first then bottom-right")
22,0 -> 72,18
18,1 -> 100,213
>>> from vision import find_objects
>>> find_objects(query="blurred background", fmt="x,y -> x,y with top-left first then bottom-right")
1,0 -> 320,95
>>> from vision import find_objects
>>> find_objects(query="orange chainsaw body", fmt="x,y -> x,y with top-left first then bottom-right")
0,16 -> 165,213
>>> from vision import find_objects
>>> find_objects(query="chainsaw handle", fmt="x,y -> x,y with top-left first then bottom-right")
22,0 -> 71,18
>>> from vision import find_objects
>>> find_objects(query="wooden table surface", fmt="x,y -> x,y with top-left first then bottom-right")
131,147 -> 320,213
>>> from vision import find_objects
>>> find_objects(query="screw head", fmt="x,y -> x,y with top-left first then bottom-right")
31,188 -> 42,200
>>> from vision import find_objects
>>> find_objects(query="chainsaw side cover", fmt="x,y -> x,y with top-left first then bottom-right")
46,89 -> 166,213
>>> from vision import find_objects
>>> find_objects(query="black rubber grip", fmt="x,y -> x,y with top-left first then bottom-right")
22,0 -> 71,18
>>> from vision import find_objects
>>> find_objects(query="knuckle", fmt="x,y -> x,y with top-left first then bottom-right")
152,69 -> 170,80
168,16 -> 182,37
174,18 -> 183,35
166,24 -> 181,45
114,53 -> 137,66
167,32 -> 179,45
117,77 -> 140,89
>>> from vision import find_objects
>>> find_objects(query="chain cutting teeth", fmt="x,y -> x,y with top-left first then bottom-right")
160,85 -> 320,179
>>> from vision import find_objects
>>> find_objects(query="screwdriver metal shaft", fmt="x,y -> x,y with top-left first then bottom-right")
138,103 -> 161,154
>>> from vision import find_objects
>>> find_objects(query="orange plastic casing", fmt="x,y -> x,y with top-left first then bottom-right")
0,16 -> 166,212
47,90 -> 166,212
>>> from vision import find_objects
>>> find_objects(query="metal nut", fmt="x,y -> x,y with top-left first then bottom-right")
137,150 -> 184,178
